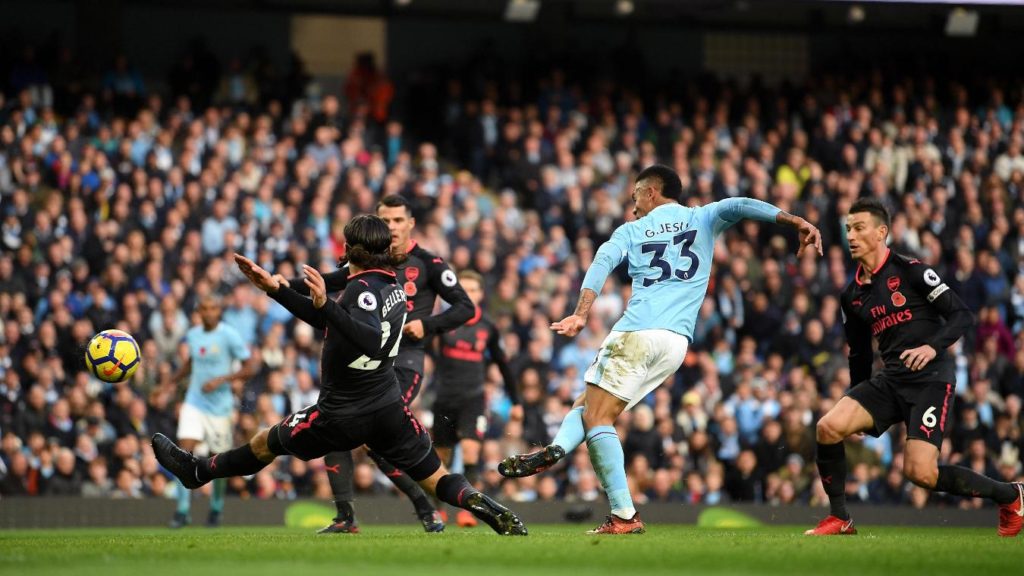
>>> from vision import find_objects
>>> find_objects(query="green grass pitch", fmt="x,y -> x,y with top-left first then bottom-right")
2,525 -> 1022,576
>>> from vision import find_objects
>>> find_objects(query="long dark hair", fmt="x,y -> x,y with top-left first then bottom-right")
341,214 -> 406,270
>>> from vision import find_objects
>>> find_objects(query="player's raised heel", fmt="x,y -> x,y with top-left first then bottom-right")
464,492 -> 528,536
497,445 -> 565,478
804,515 -> 857,536
152,433 -> 204,490
997,482 -> 1024,537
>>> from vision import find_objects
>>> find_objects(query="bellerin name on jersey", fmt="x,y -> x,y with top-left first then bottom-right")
644,221 -> 689,237
382,289 -> 407,317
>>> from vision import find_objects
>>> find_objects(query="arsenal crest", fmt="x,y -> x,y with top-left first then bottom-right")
887,276 -> 901,292
891,291 -> 906,307
405,266 -> 420,283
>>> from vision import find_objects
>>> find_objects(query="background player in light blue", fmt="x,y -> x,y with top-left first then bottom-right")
499,164 -> 822,534
167,294 -> 257,528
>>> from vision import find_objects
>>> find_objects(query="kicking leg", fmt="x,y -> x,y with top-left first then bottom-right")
498,392 -> 584,478
152,430 -> 274,490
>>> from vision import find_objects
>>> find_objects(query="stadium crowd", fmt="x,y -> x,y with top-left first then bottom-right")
0,43 -> 1023,513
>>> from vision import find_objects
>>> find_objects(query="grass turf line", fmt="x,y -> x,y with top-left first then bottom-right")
2,525 -> 1022,576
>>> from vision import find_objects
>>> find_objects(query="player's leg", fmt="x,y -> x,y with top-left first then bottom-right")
366,448 -> 442,531
371,366 -> 442,532
171,403 -> 205,528
902,384 -> 1024,536
430,403 -> 458,525
172,438 -> 199,528
806,391 -> 879,536
458,399 -> 486,486
153,428 -> 273,489
155,405 -> 324,489
368,403 -> 526,536
205,413 -> 234,528
498,382 -> 587,478
583,330 -> 686,534
318,451 -> 359,534
454,404 -> 485,527
581,383 -> 638,532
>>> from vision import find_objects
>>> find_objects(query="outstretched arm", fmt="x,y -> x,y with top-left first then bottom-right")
712,197 -> 823,257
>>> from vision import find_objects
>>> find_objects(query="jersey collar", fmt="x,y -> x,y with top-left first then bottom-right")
854,248 -> 891,286
348,268 -> 397,279
405,240 -> 418,254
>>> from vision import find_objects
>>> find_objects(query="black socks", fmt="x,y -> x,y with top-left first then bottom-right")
816,441 -> 849,520
325,451 -> 356,520
934,465 -> 1019,505
435,473 -> 475,508
368,450 -> 436,516
197,443 -> 268,483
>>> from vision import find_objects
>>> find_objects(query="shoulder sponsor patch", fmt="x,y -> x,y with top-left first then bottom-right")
926,283 -> 949,302
441,269 -> 458,287
923,268 -> 941,287
357,291 -> 378,311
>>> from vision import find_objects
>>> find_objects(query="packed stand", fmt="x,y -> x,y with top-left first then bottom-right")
0,42 -> 1022,512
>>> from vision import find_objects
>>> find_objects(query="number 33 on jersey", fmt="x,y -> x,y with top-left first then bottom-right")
587,200 -> 779,339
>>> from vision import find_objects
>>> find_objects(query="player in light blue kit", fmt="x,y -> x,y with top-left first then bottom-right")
499,164 -> 822,534
168,294 -> 257,528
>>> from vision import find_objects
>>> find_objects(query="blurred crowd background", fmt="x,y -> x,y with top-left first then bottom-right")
1,31 -> 1023,513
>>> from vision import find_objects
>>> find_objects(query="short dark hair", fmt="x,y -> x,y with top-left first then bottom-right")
343,215 -> 405,270
849,197 -> 891,229
635,164 -> 683,201
376,194 -> 412,216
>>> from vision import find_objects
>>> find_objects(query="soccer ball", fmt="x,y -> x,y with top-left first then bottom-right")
84,329 -> 141,383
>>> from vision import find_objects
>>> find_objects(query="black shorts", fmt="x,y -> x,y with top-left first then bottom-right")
846,375 -> 955,449
396,365 -> 423,405
432,395 -> 487,448
270,401 -> 436,475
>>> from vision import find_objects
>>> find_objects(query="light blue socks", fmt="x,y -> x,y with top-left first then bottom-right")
551,406 -> 586,453
210,478 -> 226,514
586,425 -> 635,520
176,479 -> 191,515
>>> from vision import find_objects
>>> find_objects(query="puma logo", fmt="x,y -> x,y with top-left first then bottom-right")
822,475 -> 833,485
325,464 -> 340,474
919,425 -> 934,439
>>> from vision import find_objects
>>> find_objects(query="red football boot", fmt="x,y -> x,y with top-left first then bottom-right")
804,515 -> 857,536
586,514 -> 646,535
997,483 -> 1024,537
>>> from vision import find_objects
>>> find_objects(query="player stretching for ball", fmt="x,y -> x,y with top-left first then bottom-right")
806,198 -> 1023,536
166,295 -> 257,528
500,164 -> 822,534
280,195 -> 474,533
432,270 -> 521,527
153,215 -> 526,536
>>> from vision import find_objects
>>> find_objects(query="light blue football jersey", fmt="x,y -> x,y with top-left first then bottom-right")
183,323 -> 251,417
581,198 -> 780,339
